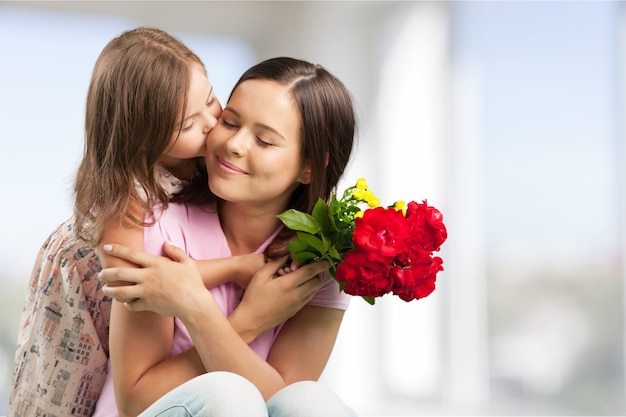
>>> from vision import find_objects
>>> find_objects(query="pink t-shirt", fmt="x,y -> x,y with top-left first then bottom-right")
94,202 -> 351,416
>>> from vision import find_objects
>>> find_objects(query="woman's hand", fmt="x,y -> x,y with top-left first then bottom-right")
229,258 -> 329,343
99,241 -> 329,343
99,242 -> 207,317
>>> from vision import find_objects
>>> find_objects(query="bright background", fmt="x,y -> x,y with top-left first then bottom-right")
0,1 -> 624,415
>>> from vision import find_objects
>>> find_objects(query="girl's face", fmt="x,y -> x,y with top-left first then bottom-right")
206,79 -> 311,211
165,64 -> 222,160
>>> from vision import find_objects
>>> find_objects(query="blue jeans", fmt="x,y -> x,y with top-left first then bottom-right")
138,372 -> 357,417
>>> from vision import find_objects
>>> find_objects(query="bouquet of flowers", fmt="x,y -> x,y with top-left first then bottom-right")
277,178 -> 447,304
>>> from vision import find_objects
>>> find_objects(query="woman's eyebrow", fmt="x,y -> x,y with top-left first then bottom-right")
223,107 -> 286,141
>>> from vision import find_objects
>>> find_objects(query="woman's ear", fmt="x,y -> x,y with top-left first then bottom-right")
298,165 -> 312,184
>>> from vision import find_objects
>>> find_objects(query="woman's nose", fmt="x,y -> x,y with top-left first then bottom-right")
225,129 -> 249,157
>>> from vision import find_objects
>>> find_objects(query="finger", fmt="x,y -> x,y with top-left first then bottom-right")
162,241 -> 193,264
101,244 -> 153,267
296,274 -> 323,293
98,267 -> 143,285
262,256 -> 290,276
102,284 -> 142,304
289,261 -> 330,286
290,260 -> 302,270
123,299 -> 148,312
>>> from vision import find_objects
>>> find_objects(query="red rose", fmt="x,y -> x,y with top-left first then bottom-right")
336,249 -> 392,298
406,200 -> 448,252
391,256 -> 443,301
352,207 -> 410,264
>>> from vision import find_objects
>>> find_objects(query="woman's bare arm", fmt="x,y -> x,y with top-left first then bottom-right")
100,242 -> 334,407
97,203 -> 202,417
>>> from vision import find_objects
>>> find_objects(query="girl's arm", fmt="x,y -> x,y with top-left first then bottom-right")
100,243 -> 319,342
106,240 -> 265,291
196,253 -> 265,289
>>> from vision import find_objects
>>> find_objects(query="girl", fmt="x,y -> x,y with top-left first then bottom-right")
98,57 -> 357,416
10,29 -> 321,417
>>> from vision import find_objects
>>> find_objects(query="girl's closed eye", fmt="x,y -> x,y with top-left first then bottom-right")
181,119 -> 194,131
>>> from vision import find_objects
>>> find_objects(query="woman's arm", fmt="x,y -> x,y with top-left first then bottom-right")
266,306 -> 344,383
100,243 -> 333,404
101,243 -> 324,342
98,204 -> 201,417
180,291 -> 345,400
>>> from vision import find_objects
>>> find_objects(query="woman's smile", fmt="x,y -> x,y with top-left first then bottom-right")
216,155 -> 248,175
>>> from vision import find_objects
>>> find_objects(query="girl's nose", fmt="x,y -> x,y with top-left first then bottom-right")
203,112 -> 218,134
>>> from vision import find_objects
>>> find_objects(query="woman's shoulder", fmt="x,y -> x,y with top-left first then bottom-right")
156,200 -> 218,221
145,201 -> 223,257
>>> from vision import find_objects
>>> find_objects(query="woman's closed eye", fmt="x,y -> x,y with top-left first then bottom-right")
256,136 -> 273,147
221,118 -> 238,129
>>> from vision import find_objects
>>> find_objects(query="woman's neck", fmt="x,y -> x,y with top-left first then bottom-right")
217,200 -> 283,255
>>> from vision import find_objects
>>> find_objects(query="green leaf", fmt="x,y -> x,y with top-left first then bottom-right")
291,251 -> 320,262
295,232 -> 325,255
312,199 -> 334,236
320,234 -> 332,253
288,237 -> 310,254
277,210 -> 320,234
327,245 -> 341,261
362,296 -> 376,305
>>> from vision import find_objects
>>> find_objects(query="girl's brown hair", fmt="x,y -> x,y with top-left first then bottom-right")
74,27 -> 206,245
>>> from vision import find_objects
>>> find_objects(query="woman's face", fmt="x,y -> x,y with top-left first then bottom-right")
166,64 -> 222,160
205,79 -> 311,210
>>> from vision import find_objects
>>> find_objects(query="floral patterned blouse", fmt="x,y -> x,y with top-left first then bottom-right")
9,166 -> 188,417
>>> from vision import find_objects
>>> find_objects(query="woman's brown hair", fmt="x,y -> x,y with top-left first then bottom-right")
73,27 -> 206,245
231,57 -> 356,259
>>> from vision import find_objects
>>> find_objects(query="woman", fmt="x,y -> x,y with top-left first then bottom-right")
97,57 -> 357,416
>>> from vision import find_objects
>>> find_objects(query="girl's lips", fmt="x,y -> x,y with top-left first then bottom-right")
216,156 -> 247,175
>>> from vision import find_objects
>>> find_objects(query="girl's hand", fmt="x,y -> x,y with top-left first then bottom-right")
232,253 -> 267,288
99,242 -> 207,317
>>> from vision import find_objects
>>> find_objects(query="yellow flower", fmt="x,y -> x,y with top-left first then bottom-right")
360,190 -> 380,208
356,178 -> 368,190
354,211 -> 364,219
394,200 -> 407,215
352,189 -> 366,201
368,197 -> 381,208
